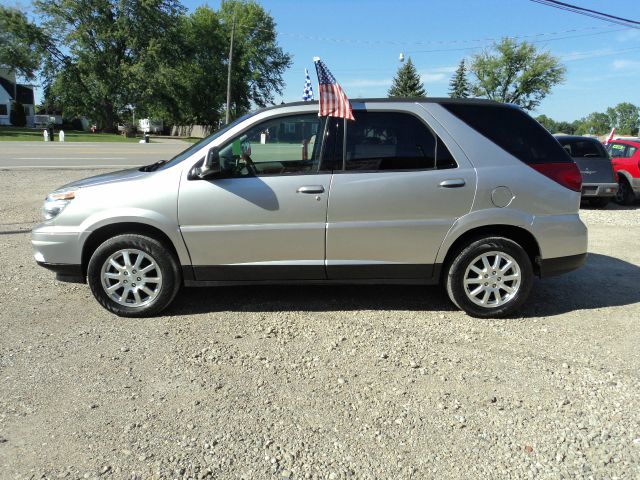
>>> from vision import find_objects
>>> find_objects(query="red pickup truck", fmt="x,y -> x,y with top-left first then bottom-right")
607,139 -> 640,205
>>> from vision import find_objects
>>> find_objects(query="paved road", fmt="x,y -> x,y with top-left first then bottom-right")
0,142 -> 189,169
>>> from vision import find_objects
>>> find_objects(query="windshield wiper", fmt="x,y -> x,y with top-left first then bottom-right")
139,160 -> 168,172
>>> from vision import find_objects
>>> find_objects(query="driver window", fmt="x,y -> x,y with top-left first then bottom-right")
218,113 -> 325,177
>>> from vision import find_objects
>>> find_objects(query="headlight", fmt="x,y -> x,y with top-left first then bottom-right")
42,190 -> 76,220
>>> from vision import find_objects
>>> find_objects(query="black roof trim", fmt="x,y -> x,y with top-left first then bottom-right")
256,97 -> 507,115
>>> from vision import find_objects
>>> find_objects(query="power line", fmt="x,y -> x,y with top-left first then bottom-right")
407,27 -> 629,55
233,22 -> 621,49
528,0 -> 640,29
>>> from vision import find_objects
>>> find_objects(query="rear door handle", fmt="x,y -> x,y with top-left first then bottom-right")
297,185 -> 325,194
439,179 -> 466,188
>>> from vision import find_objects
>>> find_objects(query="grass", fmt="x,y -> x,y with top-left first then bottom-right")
0,126 -> 146,143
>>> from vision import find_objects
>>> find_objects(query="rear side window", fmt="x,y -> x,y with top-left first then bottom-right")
608,143 -> 627,158
443,103 -> 571,164
345,111 -> 456,171
557,138 -> 608,158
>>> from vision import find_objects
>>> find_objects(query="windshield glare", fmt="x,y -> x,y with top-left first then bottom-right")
157,112 -> 254,170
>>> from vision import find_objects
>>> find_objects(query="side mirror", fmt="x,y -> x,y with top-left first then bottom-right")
194,147 -> 221,179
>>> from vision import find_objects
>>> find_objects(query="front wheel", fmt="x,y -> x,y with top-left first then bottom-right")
446,237 -> 533,318
87,234 -> 181,317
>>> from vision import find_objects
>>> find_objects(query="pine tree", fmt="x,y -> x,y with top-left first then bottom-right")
388,58 -> 426,98
449,59 -> 470,98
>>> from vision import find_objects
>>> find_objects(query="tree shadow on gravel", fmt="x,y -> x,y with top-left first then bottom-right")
165,253 -> 640,317
521,253 -> 640,318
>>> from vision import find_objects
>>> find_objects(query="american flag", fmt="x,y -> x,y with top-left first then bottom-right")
313,57 -> 354,121
302,69 -> 314,101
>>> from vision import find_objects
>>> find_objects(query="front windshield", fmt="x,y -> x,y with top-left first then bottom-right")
157,112 -> 254,171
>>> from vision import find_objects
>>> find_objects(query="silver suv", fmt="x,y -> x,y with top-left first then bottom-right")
32,99 -> 587,318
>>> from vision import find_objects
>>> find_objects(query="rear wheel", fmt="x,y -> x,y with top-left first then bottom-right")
614,177 -> 635,205
87,234 -> 181,317
588,197 -> 610,208
446,237 -> 533,318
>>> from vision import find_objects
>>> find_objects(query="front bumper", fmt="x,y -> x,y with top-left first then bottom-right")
36,261 -> 84,283
632,177 -> 640,194
581,182 -> 618,198
32,224 -> 85,282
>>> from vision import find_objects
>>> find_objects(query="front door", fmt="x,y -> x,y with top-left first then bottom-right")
178,113 -> 332,281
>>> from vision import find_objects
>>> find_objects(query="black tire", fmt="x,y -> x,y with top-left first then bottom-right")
87,234 -> 181,317
588,197 -> 610,208
614,177 -> 635,205
445,237 -> 533,318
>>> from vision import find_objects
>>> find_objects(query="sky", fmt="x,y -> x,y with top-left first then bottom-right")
179,0 -> 640,122
6,0 -> 640,122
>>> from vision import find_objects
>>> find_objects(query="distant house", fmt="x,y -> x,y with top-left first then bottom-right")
0,67 -> 36,126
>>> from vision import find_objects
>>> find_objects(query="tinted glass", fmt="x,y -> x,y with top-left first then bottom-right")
443,103 -> 571,164
345,111 -> 455,171
626,146 -> 637,158
218,113 -> 325,177
557,138 -> 608,158
319,117 -> 344,171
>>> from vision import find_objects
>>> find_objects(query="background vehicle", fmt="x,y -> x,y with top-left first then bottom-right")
32,99 -> 587,318
138,118 -> 163,134
555,135 -> 617,208
606,139 -> 640,205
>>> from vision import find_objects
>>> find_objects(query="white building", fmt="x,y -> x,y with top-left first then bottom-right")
0,67 -> 36,126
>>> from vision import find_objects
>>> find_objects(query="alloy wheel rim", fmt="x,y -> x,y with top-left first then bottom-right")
463,251 -> 521,308
100,249 -> 163,307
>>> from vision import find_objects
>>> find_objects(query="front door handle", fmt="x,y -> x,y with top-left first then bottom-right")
439,179 -> 466,188
297,185 -> 325,194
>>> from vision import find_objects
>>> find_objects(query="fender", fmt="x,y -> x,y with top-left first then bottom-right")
78,208 -> 192,266
435,208 -> 535,265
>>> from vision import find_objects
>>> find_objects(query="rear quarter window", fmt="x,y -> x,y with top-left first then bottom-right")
442,103 -> 572,165
558,138 -> 608,158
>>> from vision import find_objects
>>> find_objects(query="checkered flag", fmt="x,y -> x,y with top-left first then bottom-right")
303,69 -> 314,101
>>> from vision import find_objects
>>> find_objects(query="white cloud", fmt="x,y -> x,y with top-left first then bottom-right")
612,59 -> 640,71
419,66 -> 456,84
342,78 -> 392,88
616,29 -> 640,42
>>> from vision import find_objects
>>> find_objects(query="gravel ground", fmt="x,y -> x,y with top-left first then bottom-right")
0,169 -> 639,480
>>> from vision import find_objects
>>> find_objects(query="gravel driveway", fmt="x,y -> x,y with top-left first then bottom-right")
0,169 -> 639,479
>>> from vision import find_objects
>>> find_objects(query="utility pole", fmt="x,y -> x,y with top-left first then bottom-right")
225,14 -> 236,125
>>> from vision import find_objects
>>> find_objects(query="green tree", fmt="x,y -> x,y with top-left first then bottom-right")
0,6 -> 46,80
9,101 -> 27,127
470,38 -> 565,111
34,0 -> 185,131
448,59 -> 470,98
574,112 -> 611,136
606,102 -> 640,136
388,57 -> 426,97
555,121 -> 576,135
536,114 -> 557,133
218,0 -> 292,118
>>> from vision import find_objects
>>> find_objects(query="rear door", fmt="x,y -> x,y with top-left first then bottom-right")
325,107 -> 476,280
